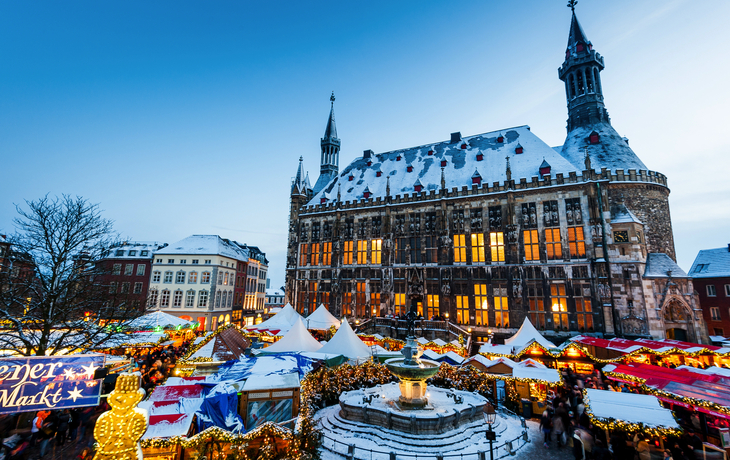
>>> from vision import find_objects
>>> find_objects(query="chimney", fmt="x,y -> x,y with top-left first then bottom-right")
363,149 -> 373,159
727,243 -> 730,252
450,132 -> 462,143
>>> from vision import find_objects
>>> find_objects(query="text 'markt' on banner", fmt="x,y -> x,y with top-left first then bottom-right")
0,354 -> 106,414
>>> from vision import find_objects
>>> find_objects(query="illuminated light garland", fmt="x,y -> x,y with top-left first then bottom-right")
581,388 -> 684,437
357,334 -> 468,357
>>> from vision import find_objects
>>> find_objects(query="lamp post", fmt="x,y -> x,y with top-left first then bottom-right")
483,402 -> 496,460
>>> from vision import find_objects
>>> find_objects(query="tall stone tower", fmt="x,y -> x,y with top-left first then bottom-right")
313,92 -> 340,195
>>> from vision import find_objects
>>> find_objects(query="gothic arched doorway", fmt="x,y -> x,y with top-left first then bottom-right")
663,299 -> 695,343
666,328 -> 688,341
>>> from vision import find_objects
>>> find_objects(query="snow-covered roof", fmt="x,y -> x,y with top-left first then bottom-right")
261,317 -> 322,353
584,388 -> 679,431
305,304 -> 341,330
318,318 -> 372,360
560,122 -> 647,174
128,311 -> 194,330
155,235 -> 250,261
677,365 -> 730,378
504,317 -> 556,349
512,366 -> 561,384
643,253 -> 688,278
242,371 -> 300,391
246,303 -> 303,333
266,288 -> 284,296
143,413 -> 195,440
611,203 -> 643,224
689,247 -> 730,278
103,241 -> 166,259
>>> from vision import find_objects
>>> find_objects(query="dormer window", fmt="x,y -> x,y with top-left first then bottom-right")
539,159 -> 551,176
348,175 -> 354,181
407,165 -> 413,172
441,160 -> 447,167
515,144 -> 523,154
576,44 -> 584,52
376,171 -> 382,177
320,198 -> 327,204
367,161 -> 372,167
363,189 -> 371,199
497,135 -> 504,143
589,131 -> 600,144
396,155 -> 402,161
471,169 -> 482,185
428,150 -> 434,156
476,154 -> 483,161
461,143 -> 467,149
414,184 -> 423,192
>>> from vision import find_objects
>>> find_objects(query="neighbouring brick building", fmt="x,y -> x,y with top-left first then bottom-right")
690,246 -> 730,340
285,8 -> 707,344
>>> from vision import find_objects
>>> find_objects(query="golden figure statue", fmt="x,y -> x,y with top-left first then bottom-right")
94,373 -> 148,460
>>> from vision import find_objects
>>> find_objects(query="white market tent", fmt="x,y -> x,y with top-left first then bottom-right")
319,318 -> 372,360
584,388 -> 680,432
247,303 -> 303,334
128,311 -> 193,330
261,317 -> 322,353
305,304 -> 341,330
479,317 -> 556,356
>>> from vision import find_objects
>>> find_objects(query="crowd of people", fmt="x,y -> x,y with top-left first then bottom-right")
536,367 -> 713,460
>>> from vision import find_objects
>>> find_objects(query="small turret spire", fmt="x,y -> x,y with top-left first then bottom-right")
324,92 -> 337,139
314,92 -> 342,195
567,0 -> 577,12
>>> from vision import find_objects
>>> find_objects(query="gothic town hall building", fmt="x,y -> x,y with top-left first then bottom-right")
285,10 -> 708,344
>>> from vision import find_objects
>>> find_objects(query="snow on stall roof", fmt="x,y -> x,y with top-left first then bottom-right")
643,253 -> 688,278
188,339 -> 216,361
241,371 -> 300,391
247,303 -> 302,333
318,318 -> 372,360
143,413 -> 194,440
512,366 -> 561,384
148,384 -> 206,402
584,388 -> 679,431
689,247 -> 730,278
305,304 -> 341,330
432,338 -> 447,346
309,126 -> 582,205
504,317 -> 556,349
154,235 -> 249,260
678,365 -> 730,378
128,311 -> 193,330
260,317 -> 322,353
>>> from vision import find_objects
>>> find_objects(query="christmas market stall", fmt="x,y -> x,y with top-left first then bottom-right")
176,325 -> 250,375
244,303 -> 303,336
255,317 -> 322,354
318,318 -> 372,363
603,362 -> 730,450
304,304 -> 341,331
582,388 -> 681,446
479,318 -> 557,362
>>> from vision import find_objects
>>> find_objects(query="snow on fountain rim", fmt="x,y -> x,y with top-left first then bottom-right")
339,382 -> 486,417
384,357 -> 441,368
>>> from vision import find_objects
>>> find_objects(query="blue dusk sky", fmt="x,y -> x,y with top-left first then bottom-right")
1,0 -> 729,289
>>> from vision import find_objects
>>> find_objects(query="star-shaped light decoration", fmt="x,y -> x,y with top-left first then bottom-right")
63,368 -> 76,380
80,362 -> 98,379
67,385 -> 83,402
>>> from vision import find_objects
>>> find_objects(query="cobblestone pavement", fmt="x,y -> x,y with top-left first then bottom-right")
520,420 -> 576,460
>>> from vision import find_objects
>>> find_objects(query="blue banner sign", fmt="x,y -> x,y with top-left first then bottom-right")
0,354 -> 106,414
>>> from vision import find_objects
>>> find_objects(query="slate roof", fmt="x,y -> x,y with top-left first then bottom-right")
155,235 -> 250,261
643,253 -> 688,278
560,122 -> 647,173
689,247 -> 730,278
611,203 -> 643,224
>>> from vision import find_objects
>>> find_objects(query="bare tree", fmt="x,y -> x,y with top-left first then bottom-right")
0,195 -> 144,356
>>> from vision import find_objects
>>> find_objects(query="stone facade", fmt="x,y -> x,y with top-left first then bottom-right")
284,10 -> 708,344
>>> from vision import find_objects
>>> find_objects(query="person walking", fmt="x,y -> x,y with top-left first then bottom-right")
68,408 -> 81,443
540,410 -> 553,448
55,409 -> 71,446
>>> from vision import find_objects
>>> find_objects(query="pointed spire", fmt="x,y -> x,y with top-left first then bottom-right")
324,92 -> 338,139
292,156 -> 306,194
566,3 -> 589,51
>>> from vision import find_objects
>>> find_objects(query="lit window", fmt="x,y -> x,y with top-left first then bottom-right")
124,264 -> 134,276
471,233 -> 485,263
173,290 -> 183,307
186,290 -> 195,308
299,243 -> 309,266
394,293 -> 406,316
568,227 -> 586,258
371,239 -> 382,265
524,230 -> 539,261
551,284 -> 568,330
323,242 -> 332,266
198,290 -> 208,307
343,241 -> 354,265
456,295 -> 469,325
201,272 -> 211,284
708,285 -> 717,297
426,294 -> 439,319
490,232 -> 505,262
152,271 -> 161,283
311,243 -> 320,266
160,289 -> 170,307
454,234 -> 467,263
546,228 -> 562,260
188,271 -> 197,283
711,307 -> 721,321
494,287 -> 509,328
475,284 -> 489,326
176,271 -> 186,283
356,241 -> 366,264
224,272 -> 229,285
574,284 -> 593,331
136,264 -> 145,276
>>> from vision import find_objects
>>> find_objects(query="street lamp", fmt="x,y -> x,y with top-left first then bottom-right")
483,402 -> 496,460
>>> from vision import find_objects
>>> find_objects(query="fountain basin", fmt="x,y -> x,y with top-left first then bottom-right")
384,357 -> 440,408
338,383 -> 487,434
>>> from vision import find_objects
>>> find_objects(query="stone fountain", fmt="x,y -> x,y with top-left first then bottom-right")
384,335 -> 440,408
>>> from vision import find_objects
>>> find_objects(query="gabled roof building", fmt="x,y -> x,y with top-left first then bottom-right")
285,7 -> 707,344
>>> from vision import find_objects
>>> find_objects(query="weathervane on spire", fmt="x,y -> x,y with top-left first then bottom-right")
567,0 -> 577,12
330,91 -> 335,105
